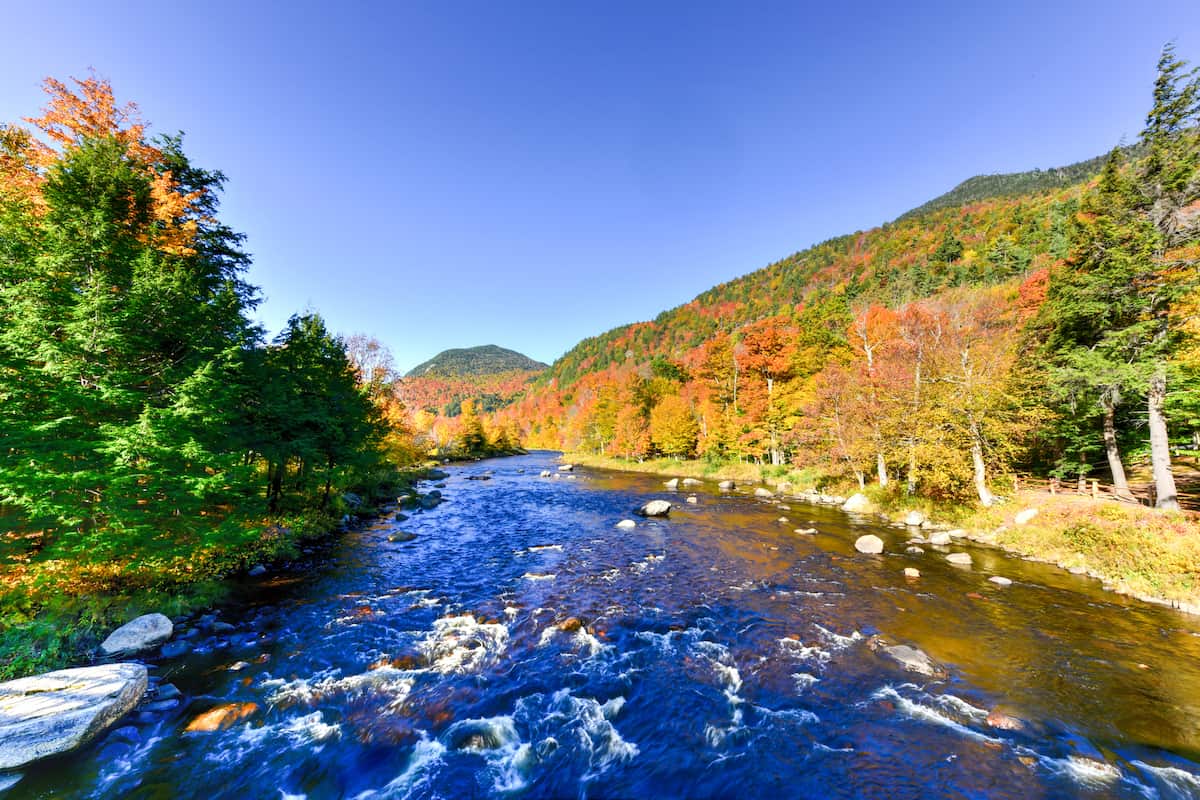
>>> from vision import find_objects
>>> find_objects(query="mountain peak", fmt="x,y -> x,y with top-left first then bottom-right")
405,345 -> 548,378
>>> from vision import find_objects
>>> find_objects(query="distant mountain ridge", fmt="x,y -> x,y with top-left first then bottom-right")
406,345 -> 547,378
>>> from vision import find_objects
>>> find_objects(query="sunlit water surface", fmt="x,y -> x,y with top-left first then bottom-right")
13,453 -> 1200,799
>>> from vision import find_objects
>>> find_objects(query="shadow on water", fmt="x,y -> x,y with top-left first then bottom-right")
12,452 -> 1200,799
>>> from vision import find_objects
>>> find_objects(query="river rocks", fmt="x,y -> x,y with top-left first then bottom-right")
946,528 -> 967,539
160,640 -> 191,659
718,480 -> 735,490
905,545 -> 925,555
794,527 -> 817,535
388,531 -> 417,543
426,468 -> 450,480
664,478 -> 679,489
0,663 -> 148,770
1014,508 -> 1040,525
539,470 -> 551,478
686,496 -> 699,504
754,488 -> 774,499
247,564 -> 267,577
854,534 -> 884,554
904,567 -> 920,578
927,531 -> 952,546
682,478 -> 702,487
866,636 -> 947,679
636,500 -> 672,517
615,519 -> 637,530
989,575 -> 1013,587
985,707 -> 1030,733
183,702 -> 258,733
903,511 -> 926,527
945,552 -> 973,566
557,464 -> 574,472
418,491 -> 443,510
841,493 -> 874,513
100,613 -> 174,656
466,474 -> 491,481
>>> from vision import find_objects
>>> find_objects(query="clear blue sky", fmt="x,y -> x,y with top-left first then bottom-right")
2,1 -> 1197,371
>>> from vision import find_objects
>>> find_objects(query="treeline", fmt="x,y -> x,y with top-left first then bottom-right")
0,77 -> 416,572
497,46 -> 1200,510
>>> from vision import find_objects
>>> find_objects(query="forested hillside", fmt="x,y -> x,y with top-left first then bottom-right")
406,344 -> 547,377
486,47 -> 1200,512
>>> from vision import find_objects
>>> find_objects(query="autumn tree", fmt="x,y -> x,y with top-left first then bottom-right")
650,394 -> 699,458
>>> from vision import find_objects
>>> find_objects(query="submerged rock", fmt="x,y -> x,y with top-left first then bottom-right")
0,663 -> 147,770
388,531 -> 417,543
681,478 -> 702,487
946,552 -> 973,566
754,487 -> 774,499
841,493 -> 874,513
905,545 -> 925,555
636,500 -> 672,518
615,519 -> 637,530
183,703 -> 258,733
867,636 -> 947,679
989,575 -> 1013,587
100,613 -> 174,656
854,534 -> 884,554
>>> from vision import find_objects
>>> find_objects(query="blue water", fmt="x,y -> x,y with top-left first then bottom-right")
13,453 -> 1200,799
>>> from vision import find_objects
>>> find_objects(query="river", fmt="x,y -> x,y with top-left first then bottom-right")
13,452 -> 1200,799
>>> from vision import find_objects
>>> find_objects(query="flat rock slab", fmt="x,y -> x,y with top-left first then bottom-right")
867,637 -> 947,679
0,663 -> 147,770
100,613 -> 173,656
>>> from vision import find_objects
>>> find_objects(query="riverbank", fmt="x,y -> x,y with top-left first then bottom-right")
563,451 -> 1200,614
0,466 -> 443,681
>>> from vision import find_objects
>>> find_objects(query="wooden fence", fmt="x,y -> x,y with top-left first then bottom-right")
1013,474 -> 1200,512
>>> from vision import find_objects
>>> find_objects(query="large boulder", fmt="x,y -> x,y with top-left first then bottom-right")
854,534 -> 884,554
867,636 -> 947,679
0,663 -> 147,770
718,480 -> 735,491
557,464 -> 574,472
754,487 -> 774,499
636,500 -> 672,517
903,510 -> 926,527
927,531 -> 952,546
100,613 -> 173,656
1014,508 -> 1040,525
841,493 -> 874,513
681,478 -> 702,487
664,478 -> 679,490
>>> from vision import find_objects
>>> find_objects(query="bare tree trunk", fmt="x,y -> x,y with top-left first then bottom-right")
1077,453 -> 1087,493
1148,369 -> 1180,511
969,420 -> 994,506
1101,402 -> 1134,501
876,449 -> 889,487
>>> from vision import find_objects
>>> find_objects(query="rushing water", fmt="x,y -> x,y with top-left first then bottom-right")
13,452 -> 1200,799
